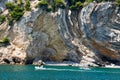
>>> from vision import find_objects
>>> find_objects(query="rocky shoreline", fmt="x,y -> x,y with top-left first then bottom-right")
1,60 -> 120,69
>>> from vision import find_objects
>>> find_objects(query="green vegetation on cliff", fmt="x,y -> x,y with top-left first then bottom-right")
5,0 -> 31,25
5,2 -> 16,11
115,0 -> 120,6
18,0 -> 23,5
1,0 -> 120,25
55,0 -> 66,9
68,0 -> 83,10
25,0 -> 31,11
0,15 -> 5,24
0,37 -> 9,43
38,0 -> 48,9
6,2 -> 23,24
6,2 -> 24,25
38,0 -> 66,12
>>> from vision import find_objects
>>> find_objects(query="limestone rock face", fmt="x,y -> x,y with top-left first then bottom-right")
79,2 -> 120,64
66,50 -> 81,63
0,1 -> 120,66
0,8 -> 69,64
56,2 -> 120,66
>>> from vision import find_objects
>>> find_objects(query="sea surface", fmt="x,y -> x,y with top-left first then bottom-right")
0,65 -> 120,80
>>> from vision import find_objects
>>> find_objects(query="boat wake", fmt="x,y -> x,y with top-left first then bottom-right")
35,66 -> 91,72
34,66 -> 120,73
79,67 -> 91,70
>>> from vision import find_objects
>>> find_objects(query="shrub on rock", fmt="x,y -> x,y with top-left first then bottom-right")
0,15 -> 5,24
25,0 -> 31,11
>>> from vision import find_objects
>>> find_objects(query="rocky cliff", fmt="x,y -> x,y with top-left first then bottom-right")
0,0 -> 120,66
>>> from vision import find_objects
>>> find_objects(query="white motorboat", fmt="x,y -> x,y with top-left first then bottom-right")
35,65 -> 46,70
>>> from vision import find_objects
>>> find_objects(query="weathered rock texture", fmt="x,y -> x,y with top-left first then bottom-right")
0,7 -> 70,64
79,2 -> 120,65
0,1 -> 120,66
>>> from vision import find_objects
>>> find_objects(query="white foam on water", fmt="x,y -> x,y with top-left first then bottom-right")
35,66 -> 120,74
35,66 -> 91,72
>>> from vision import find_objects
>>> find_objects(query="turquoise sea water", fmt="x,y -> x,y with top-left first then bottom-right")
0,65 -> 120,80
